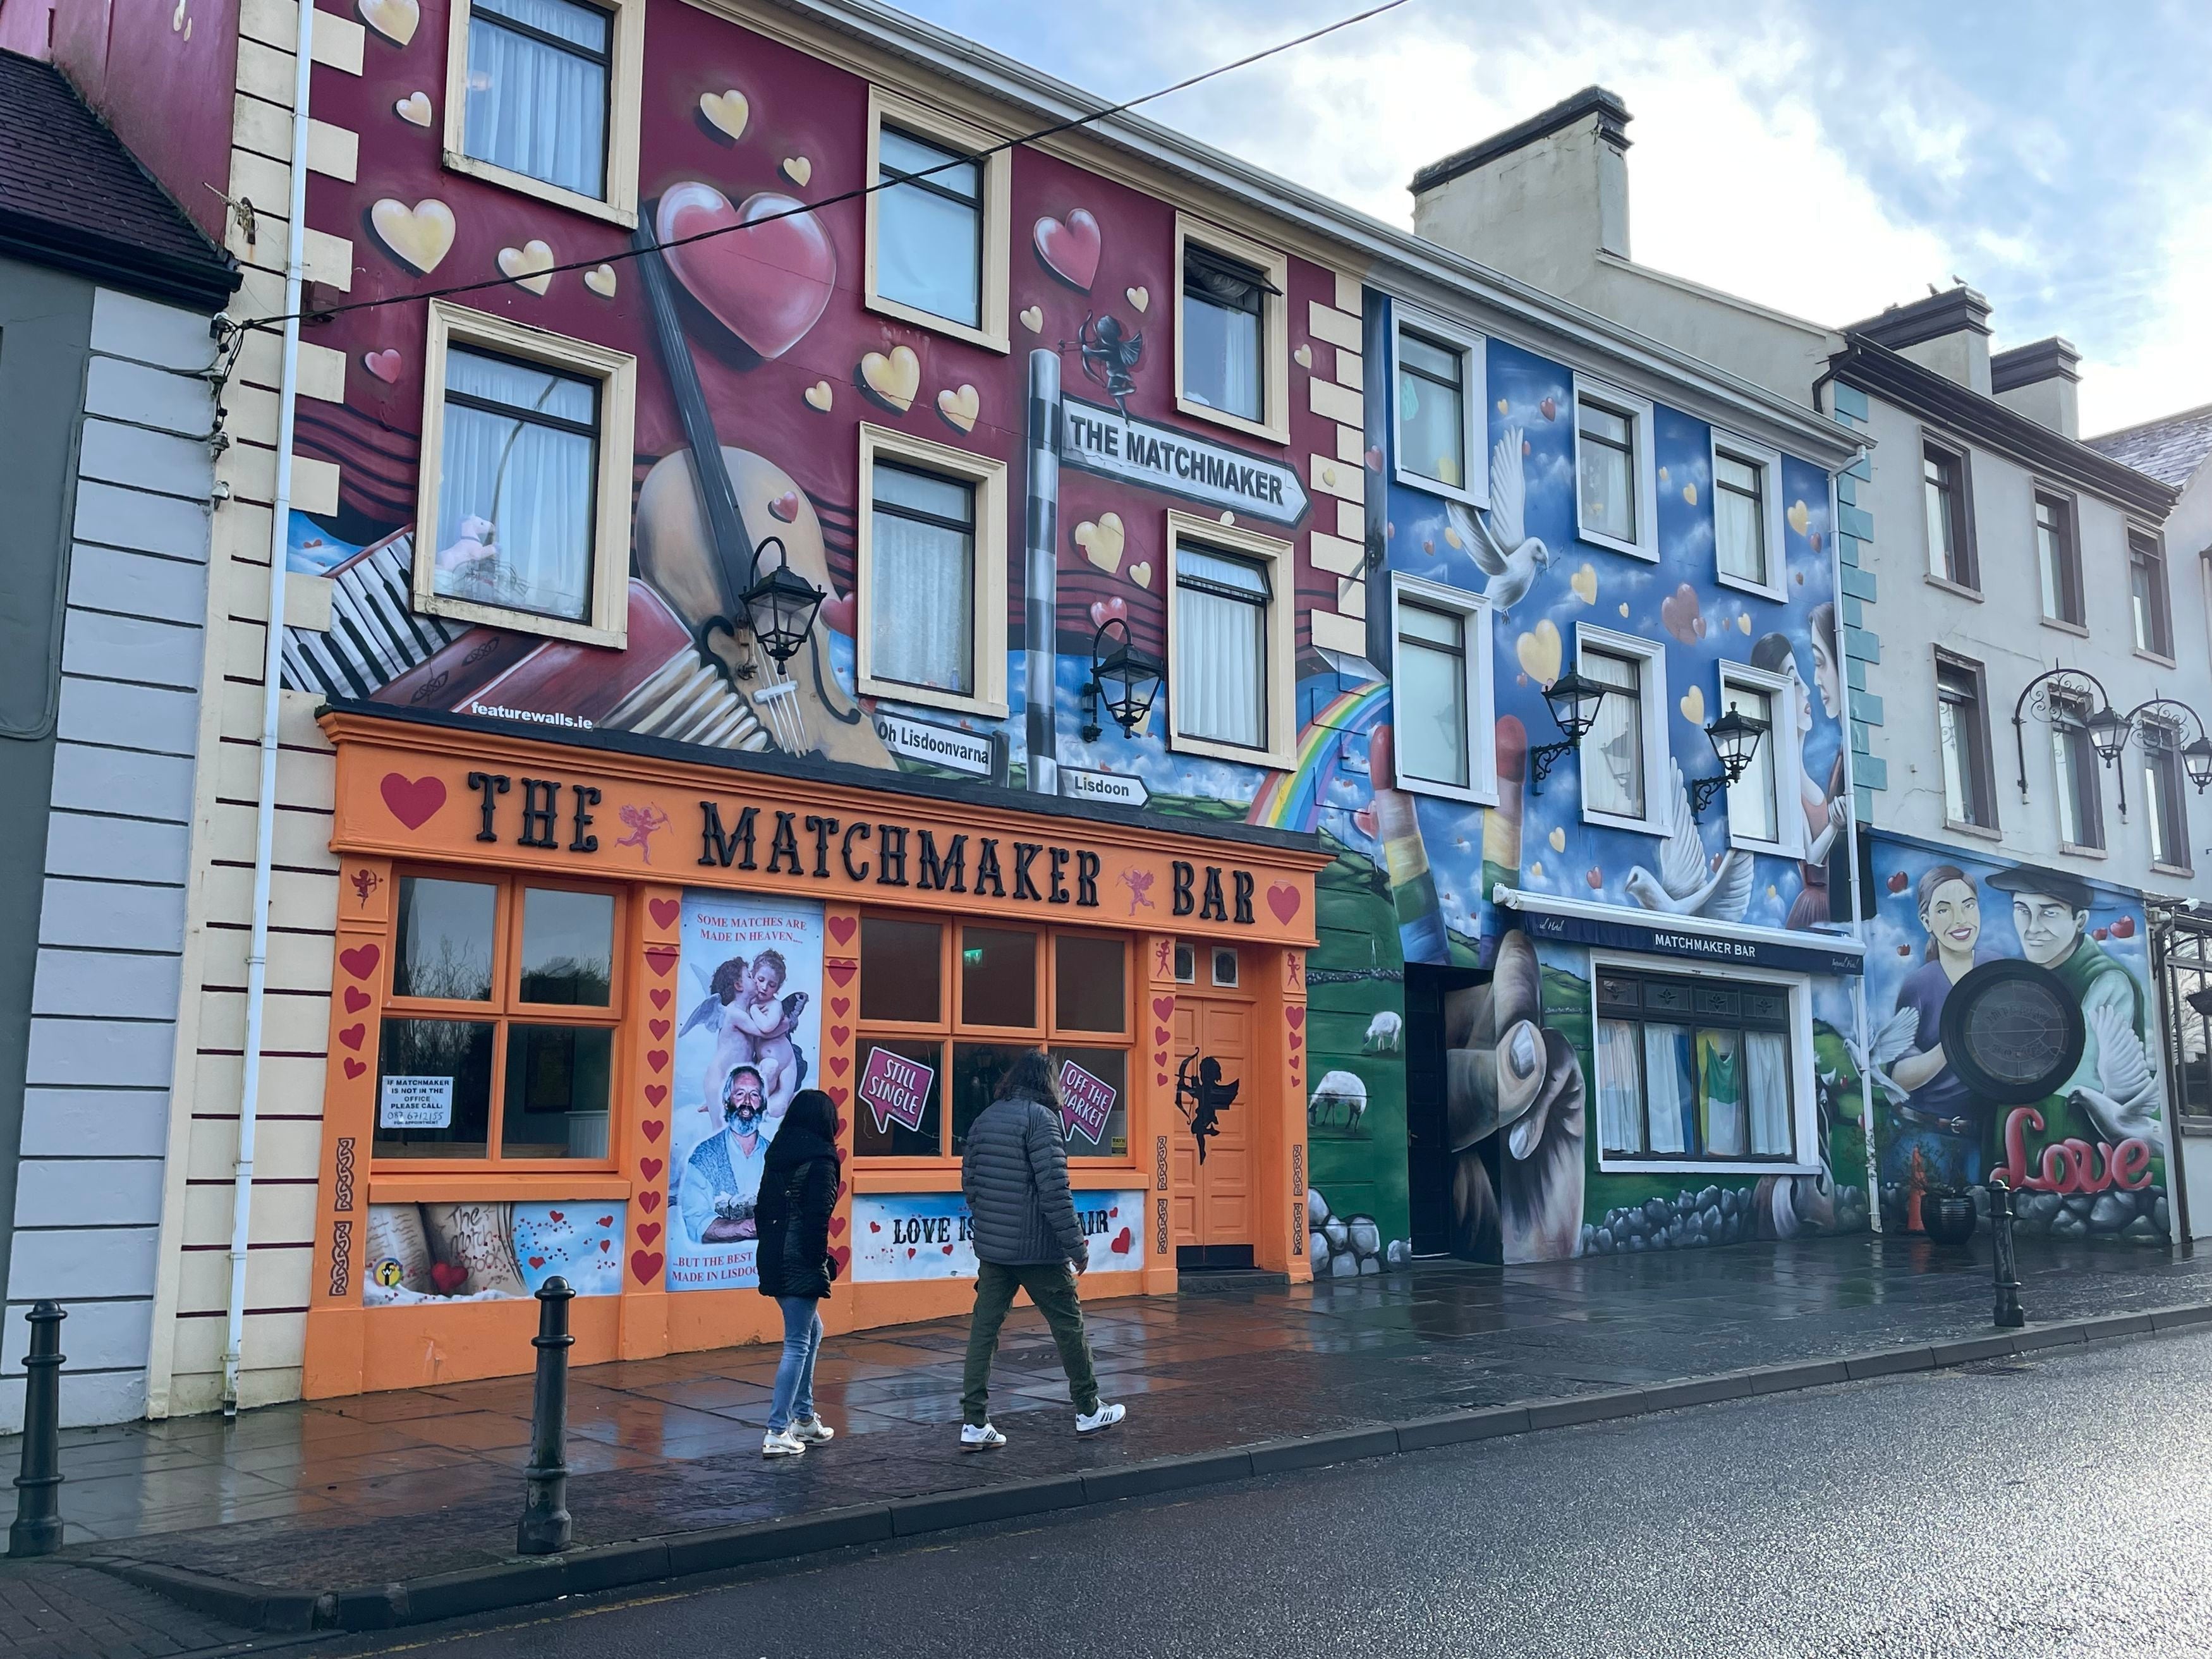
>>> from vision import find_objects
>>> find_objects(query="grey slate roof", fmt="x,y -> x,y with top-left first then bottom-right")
0,47 -> 236,310
2086,403 -> 2212,490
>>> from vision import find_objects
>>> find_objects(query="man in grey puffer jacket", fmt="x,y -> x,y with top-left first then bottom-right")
957,1049 -> 1126,1449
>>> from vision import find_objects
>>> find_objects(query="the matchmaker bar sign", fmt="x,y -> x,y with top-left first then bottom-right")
1057,398 -> 1309,527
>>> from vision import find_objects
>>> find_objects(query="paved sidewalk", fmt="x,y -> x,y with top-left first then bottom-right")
7,1231 -> 2211,1637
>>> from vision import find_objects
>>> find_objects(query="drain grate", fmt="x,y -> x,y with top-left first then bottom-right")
1957,1358 -> 2038,1376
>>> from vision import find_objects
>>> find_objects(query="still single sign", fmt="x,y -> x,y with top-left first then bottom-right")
860,1046 -> 935,1134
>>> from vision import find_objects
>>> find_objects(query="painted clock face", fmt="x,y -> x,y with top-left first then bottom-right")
1939,960 -> 2088,1106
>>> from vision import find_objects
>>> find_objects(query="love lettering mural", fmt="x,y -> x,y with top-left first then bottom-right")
1861,832 -> 2169,1240
851,1191 -> 1145,1282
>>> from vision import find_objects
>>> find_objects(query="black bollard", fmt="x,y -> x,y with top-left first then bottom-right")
9,1301 -> 68,1559
516,1277 -> 575,1556
1989,1174 -> 2027,1329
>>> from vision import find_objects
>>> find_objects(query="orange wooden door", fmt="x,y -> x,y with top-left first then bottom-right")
1170,991 -> 1253,1248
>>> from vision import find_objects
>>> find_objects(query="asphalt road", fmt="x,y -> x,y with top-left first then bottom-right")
303,1328 -> 2212,1659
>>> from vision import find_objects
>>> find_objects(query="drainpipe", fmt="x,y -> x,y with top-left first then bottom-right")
226,0 -> 316,1416
1830,446 -> 1881,1235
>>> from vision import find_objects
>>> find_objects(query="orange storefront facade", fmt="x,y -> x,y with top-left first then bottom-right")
304,708 -> 1325,1396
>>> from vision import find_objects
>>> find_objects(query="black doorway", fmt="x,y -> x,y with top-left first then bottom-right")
1405,961 -> 1489,1257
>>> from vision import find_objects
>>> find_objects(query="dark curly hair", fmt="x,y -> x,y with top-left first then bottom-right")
994,1047 -> 1062,1107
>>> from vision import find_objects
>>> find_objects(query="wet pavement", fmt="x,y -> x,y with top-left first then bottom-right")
8,1231 -> 2211,1603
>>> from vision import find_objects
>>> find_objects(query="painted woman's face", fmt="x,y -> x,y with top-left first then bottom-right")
1923,880 -> 1980,954
1787,660 -> 1813,735
1811,631 -> 1841,720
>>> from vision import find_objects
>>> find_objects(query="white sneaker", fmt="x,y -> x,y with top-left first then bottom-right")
790,1415 -> 835,1444
762,1428 -> 806,1457
959,1422 -> 1007,1452
1075,1402 -> 1126,1435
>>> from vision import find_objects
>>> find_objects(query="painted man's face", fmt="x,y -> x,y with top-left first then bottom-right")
2013,895 -> 2086,968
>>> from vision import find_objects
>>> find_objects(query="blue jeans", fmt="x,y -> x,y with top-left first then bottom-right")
768,1296 -> 823,1433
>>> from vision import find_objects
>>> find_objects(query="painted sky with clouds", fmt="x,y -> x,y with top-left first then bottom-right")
896,0 -> 2209,437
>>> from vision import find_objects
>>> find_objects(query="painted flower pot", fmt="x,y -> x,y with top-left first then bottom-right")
1921,1193 -> 1978,1246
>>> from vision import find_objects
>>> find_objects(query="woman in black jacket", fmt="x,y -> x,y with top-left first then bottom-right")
754,1088 -> 840,1457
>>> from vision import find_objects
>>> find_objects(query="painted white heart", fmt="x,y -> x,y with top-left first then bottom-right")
584,263 -> 617,298
358,0 -> 418,46
369,198 -> 455,274
859,346 -> 919,413
1294,343 -> 1313,370
1124,285 -> 1148,312
804,381 -> 833,413
1019,305 -> 1043,334
394,91 -> 432,126
698,90 -> 749,142
1073,514 -> 1124,574
936,384 -> 980,434
498,239 -> 556,295
1126,560 -> 1152,589
781,155 -> 811,187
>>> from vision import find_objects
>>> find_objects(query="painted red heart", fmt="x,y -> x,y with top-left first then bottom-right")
941,1242 -> 954,1254
597,1215 -> 612,1227
650,1019 -> 671,1040
830,1055 -> 849,1076
650,988 -> 671,1010
2113,915 -> 2137,939
870,1220 -> 882,1233
339,944 -> 381,981
834,1115 -> 849,1136
647,1049 -> 669,1074
649,897 -> 680,929
630,1248 -> 663,1284
528,1256 -> 546,1268
1286,1006 -> 1305,1028
1586,866 -> 1603,889
767,490 -> 800,522
344,987 -> 370,1014
658,183 -> 835,359
1289,1031 -> 1303,1050
831,997 -> 850,1017
827,963 -> 856,987
1153,1024 -> 1171,1046
337,1024 -> 365,1051
1088,595 -> 1126,631
1266,882 -> 1301,924
549,1211 -> 564,1221
830,1025 -> 850,1045
642,1119 -> 665,1142
1353,805 -> 1378,838
640,1157 -> 663,1181
598,1239 -> 612,1252
828,915 -> 856,946
829,1085 -> 848,1106
818,590 -> 857,638
1033,208 -> 1101,289
640,1189 -> 662,1212
830,1244 -> 850,1272
908,1246 -> 916,1258
429,1261 -> 467,1294
1886,870 -> 1909,894
1157,1072 -> 1169,1086
645,946 -> 678,977
829,1215 -> 846,1237
1109,1227 -> 1132,1254
343,1057 -> 365,1079
379,772 -> 446,830
364,348 -> 403,384
636,1222 -> 661,1246
1540,394 -> 1559,420
834,1178 -> 846,1199
1152,995 -> 1174,1019
645,1083 -> 667,1108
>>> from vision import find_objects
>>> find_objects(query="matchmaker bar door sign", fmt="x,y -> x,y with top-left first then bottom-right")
1059,765 -> 1148,809
1057,397 -> 1309,528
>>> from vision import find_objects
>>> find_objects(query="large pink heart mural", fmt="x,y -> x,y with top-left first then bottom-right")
657,183 -> 836,360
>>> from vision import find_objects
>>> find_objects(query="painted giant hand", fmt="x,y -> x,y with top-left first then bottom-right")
1442,930 -> 1586,1263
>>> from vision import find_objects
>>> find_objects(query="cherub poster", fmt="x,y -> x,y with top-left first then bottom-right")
667,892 -> 825,1291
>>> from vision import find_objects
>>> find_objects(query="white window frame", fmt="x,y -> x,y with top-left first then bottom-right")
1390,307 -> 1487,508
1164,509 -> 1296,770
1172,214 -> 1291,446
1571,373 -> 1658,561
1708,429 -> 1785,601
411,300 -> 636,648
854,422 -> 1009,719
441,0 -> 645,226
1716,660 -> 1804,859
1388,572 -> 1496,805
862,87 -> 1012,354
1574,622 -> 1671,836
1589,951 -> 1822,1178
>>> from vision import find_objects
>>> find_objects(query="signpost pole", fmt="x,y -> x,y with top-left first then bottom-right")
1024,351 -> 1062,796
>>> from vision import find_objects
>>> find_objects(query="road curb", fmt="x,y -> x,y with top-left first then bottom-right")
89,1296 -> 2212,1634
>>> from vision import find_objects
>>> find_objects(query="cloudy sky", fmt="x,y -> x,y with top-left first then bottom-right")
897,0 -> 2209,437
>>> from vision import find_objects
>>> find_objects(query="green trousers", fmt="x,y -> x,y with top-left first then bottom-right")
960,1260 -> 1100,1425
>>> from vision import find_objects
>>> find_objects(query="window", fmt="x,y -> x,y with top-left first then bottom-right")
1592,965 -> 1801,1167
855,424 -> 1009,716
1211,947 -> 1239,987
375,874 -> 621,1162
854,920 -> 1133,1161
2130,528 -> 2173,658
413,302 -> 636,646
1573,376 -> 1656,559
1165,511 -> 1295,769
1718,676 -> 1782,849
441,0 -> 642,222
863,90 -> 1010,350
2049,691 -> 2104,851
2144,721 -> 2192,871
1576,627 -> 1669,830
1710,432 -> 1783,596
2034,490 -> 2084,628
1174,216 -> 1289,442
1172,942 -> 1196,983
1921,439 -> 1976,589
1935,653 -> 1996,829
1392,313 -> 1485,504
1390,576 -> 1496,803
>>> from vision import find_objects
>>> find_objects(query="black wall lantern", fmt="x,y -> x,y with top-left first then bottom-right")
1081,617 -> 1163,741
1686,702 -> 1769,820
2015,668 -> 2212,815
1527,669 -> 1608,795
737,535 -> 825,674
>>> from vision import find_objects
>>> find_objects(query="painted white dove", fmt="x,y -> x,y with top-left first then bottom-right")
1624,760 -> 1753,923
2069,998 -> 2164,1150
1444,425 -> 1551,618
1844,1002 -> 1922,1105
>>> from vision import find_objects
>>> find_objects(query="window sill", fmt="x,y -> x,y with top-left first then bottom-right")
1727,830 -> 1804,862
370,1170 -> 629,1203
1583,806 -> 1665,838
441,149 -> 638,229
1923,573 -> 1983,602
1393,464 -> 1486,512
858,675 -> 1009,724
1169,728 -> 1295,774
1577,524 -> 1658,562
1397,770 -> 1498,809
861,291 -> 1009,356
2136,648 -> 2180,669
416,588 -> 626,652
2041,616 -> 2090,638
1715,569 -> 1785,605
1943,817 -> 2003,841
1173,392 -> 1289,450
2060,841 -> 2110,860
2153,861 -> 2196,879
1596,1158 -> 1820,1179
